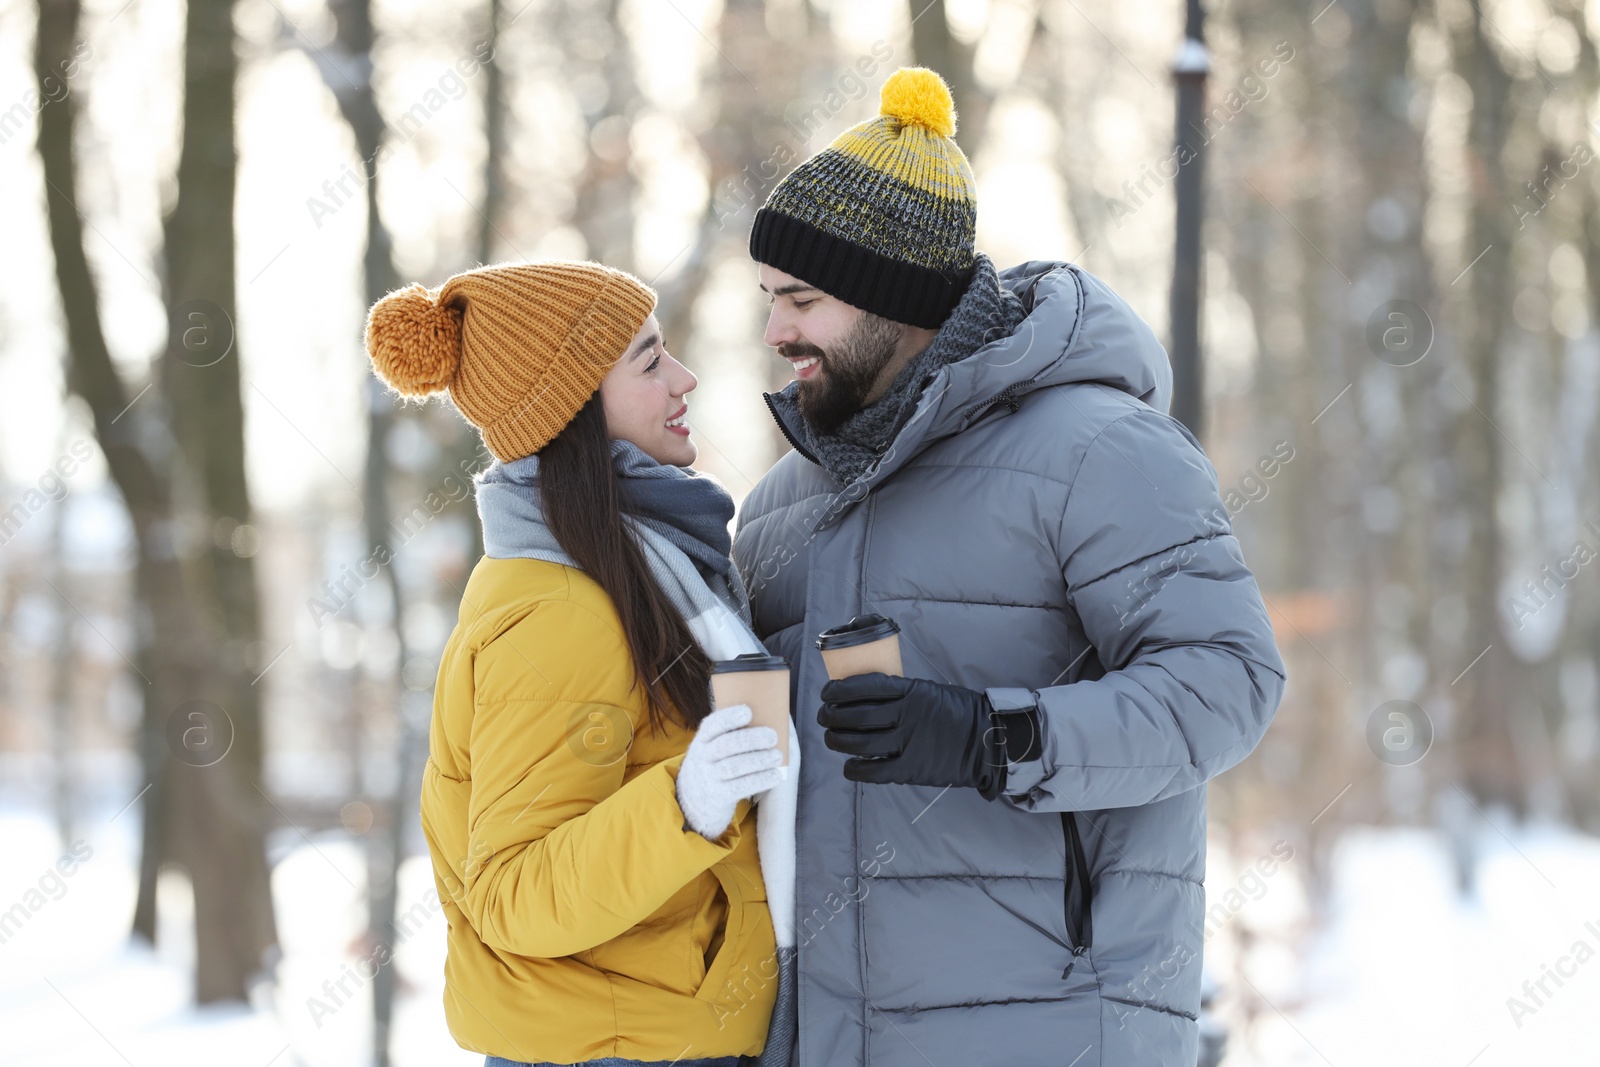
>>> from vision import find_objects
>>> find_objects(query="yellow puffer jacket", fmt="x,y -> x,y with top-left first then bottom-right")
420,556 -> 776,1062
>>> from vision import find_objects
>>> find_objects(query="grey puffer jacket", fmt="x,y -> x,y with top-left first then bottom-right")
731,261 -> 1286,1067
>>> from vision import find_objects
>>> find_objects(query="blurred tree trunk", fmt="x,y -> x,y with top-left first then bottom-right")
478,0 -> 506,269
36,0 -> 276,1002
47,452 -> 75,848
1045,1 -> 1128,278
1218,0 -> 1321,594
158,0 -> 278,1001
1556,0 -> 1600,834
680,0 -> 836,450
1210,0 -> 1351,906
658,0 -> 825,351
568,0 -> 638,268
652,0 -> 760,355
1336,0 -> 1449,810
316,0 -> 415,1060
908,0 -> 992,156
1449,1 -> 1524,814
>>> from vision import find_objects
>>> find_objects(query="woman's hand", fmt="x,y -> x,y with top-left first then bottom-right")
675,703 -> 784,841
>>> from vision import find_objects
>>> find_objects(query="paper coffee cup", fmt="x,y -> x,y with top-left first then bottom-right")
815,614 -> 903,680
710,654 -> 790,767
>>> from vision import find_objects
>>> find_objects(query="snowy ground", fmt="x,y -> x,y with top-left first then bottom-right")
0,788 -> 477,1067
1211,823 -> 1600,1066
3,783 -> 1599,1066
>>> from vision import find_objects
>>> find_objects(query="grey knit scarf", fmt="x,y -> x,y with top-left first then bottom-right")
474,439 -> 754,629
767,252 -> 1027,487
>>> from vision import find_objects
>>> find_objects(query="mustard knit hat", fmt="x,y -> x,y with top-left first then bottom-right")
365,260 -> 657,461
749,67 -> 977,329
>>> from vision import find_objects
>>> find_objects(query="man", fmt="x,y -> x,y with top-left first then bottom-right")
730,67 -> 1286,1067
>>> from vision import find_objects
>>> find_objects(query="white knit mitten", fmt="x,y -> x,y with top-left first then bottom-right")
676,704 -> 784,841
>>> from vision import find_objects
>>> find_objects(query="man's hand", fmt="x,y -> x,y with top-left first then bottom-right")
817,674 -> 1028,800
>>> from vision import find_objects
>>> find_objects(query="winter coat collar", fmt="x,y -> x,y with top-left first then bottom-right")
762,260 -> 1172,499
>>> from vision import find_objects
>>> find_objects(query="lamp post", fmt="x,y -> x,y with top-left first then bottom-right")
1169,0 -> 1209,441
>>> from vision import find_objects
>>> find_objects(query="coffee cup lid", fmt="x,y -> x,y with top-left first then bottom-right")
710,653 -> 789,673
816,613 -> 901,651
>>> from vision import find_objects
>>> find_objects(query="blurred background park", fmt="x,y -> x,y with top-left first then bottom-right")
3,0 -> 1600,1063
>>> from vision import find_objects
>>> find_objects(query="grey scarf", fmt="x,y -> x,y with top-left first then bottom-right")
474,439 -> 754,629
766,252 -> 1027,487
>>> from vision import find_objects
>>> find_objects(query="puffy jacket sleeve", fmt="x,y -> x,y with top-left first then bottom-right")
456,602 -> 745,958
1001,408 -> 1286,813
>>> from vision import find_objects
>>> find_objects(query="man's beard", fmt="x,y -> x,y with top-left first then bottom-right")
781,312 -> 902,436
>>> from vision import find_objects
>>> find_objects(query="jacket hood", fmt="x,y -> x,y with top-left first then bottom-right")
764,260 -> 1173,487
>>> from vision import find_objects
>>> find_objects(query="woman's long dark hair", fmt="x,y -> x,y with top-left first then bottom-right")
538,391 -> 713,737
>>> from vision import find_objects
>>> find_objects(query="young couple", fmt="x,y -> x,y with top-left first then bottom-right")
364,67 -> 1285,1067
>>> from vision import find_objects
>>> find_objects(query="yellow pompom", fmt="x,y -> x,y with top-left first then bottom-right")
879,67 -> 957,137
365,283 -> 463,397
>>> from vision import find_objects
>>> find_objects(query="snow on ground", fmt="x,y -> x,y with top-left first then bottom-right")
1219,823 -> 1600,1066
3,784 -> 1600,1066
0,793 -> 477,1067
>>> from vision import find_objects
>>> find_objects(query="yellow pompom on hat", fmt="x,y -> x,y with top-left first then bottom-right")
365,260 -> 656,461
750,66 -> 976,329
880,64 -> 958,137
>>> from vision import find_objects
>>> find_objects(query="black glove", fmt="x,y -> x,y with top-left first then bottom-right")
817,674 -> 1040,801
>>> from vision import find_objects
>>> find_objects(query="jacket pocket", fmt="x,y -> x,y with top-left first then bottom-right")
1061,811 -> 1094,977
694,871 -> 747,1001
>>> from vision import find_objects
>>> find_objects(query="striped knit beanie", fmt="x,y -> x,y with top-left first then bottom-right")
749,67 -> 977,329
364,260 -> 656,461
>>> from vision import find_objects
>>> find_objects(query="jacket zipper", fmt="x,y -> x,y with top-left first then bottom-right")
963,374 -> 1039,426
763,391 -> 820,465
1060,811 -> 1094,977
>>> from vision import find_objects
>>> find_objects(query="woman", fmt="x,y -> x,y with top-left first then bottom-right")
364,259 -> 799,1067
